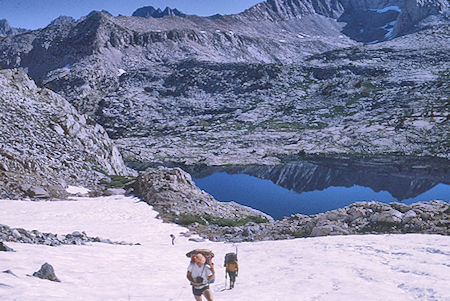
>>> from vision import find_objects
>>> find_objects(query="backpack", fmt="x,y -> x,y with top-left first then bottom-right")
224,252 -> 237,265
186,249 -> 216,284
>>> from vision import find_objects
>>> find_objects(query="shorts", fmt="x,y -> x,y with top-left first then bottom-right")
192,285 -> 209,296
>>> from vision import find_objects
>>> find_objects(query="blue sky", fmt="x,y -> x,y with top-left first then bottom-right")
0,0 -> 263,29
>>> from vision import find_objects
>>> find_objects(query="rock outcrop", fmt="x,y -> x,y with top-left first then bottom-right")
0,224 -> 135,246
133,167 -> 272,222
0,69 -> 135,199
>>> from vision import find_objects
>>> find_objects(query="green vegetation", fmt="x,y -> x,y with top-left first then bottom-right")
107,175 -> 136,188
175,214 -> 269,227
361,81 -> 384,94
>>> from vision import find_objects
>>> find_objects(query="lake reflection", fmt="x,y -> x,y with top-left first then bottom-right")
188,158 -> 450,219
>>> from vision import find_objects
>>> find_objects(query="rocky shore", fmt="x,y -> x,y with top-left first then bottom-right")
131,167 -> 449,243
191,200 -> 449,242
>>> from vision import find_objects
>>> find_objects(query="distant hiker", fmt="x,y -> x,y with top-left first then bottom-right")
170,234 -> 175,245
224,252 -> 239,289
187,252 -> 215,301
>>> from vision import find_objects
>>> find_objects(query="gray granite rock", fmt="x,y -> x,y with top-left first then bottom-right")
0,242 -> 15,252
133,167 -> 272,222
32,263 -> 60,282
0,69 -> 136,199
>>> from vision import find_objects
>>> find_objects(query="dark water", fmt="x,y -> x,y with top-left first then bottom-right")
188,158 -> 450,219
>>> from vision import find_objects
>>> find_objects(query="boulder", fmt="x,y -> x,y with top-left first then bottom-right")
310,225 -> 334,237
390,202 -> 412,213
402,210 -> 418,224
32,263 -> 60,282
26,186 -> 50,199
375,209 -> 403,224
0,242 -> 15,252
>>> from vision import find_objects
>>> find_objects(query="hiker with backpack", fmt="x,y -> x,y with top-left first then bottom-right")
187,253 -> 215,301
224,253 -> 239,289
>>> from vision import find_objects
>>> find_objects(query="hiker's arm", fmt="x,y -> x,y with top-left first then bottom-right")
187,271 -> 203,286
206,265 -> 215,282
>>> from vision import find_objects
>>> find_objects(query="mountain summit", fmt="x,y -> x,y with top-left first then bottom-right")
0,19 -> 27,36
132,6 -> 186,18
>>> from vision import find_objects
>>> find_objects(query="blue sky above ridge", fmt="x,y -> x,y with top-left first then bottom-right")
0,0 -> 262,29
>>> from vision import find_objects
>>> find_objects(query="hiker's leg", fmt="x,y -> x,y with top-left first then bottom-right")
192,287 -> 203,301
203,289 -> 214,301
230,272 -> 236,288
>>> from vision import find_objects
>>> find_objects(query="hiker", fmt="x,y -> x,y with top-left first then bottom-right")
187,253 -> 215,301
170,234 -> 175,245
224,253 -> 239,289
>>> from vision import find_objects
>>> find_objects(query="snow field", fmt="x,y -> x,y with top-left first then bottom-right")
0,196 -> 449,300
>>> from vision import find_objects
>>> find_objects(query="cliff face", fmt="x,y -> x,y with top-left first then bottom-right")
0,69 -> 135,199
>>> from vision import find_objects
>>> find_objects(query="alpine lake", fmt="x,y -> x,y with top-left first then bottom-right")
131,156 -> 450,220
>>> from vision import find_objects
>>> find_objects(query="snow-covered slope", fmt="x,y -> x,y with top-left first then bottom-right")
0,195 -> 449,300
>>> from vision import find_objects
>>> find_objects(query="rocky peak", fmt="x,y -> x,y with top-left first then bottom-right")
0,19 -> 27,36
132,6 -> 185,18
49,16 -> 77,26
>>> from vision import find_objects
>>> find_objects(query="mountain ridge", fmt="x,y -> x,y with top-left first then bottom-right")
0,0 -> 448,167
132,6 -> 186,18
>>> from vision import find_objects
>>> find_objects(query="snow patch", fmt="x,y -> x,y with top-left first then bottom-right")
412,120 -> 433,130
370,6 -> 402,14
117,69 -> 126,76
66,186 -> 90,195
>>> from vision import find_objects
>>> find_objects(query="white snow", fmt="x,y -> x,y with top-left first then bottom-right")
117,69 -> 126,76
380,21 -> 397,39
412,120 -> 433,130
370,6 -> 402,14
0,195 -> 449,300
66,186 -> 90,195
